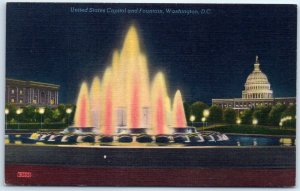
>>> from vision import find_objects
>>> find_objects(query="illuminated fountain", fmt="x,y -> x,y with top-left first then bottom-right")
74,82 -> 91,127
101,68 -> 114,135
73,24 -> 187,135
151,72 -> 170,135
172,90 -> 187,127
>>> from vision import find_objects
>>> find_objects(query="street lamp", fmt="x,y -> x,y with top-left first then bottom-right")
190,115 -> 195,127
203,109 -> 210,128
5,108 -> 9,130
38,107 -> 45,129
203,109 -> 210,118
236,118 -> 241,125
201,117 -> 206,131
252,118 -> 258,127
66,108 -> 73,126
16,108 -> 23,130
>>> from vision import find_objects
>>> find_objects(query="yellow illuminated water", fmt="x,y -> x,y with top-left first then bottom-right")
90,77 -> 101,129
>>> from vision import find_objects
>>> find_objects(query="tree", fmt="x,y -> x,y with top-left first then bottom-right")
21,105 -> 37,123
208,106 -> 223,123
252,106 -> 271,125
43,107 -> 54,124
281,105 -> 296,128
241,109 -> 254,125
268,104 -> 287,126
189,101 -> 209,123
5,103 -> 17,122
281,105 -> 296,118
223,108 -> 236,124
52,108 -> 61,122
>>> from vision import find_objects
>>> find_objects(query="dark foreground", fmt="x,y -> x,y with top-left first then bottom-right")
5,145 -> 296,186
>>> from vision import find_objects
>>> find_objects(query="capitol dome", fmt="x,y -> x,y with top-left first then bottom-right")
242,56 -> 273,99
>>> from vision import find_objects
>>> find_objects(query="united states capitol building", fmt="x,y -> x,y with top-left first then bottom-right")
212,56 -> 296,110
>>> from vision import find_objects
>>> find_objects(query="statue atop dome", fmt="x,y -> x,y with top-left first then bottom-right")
254,55 -> 260,71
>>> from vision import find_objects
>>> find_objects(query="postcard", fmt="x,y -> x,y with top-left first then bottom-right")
5,3 -> 296,187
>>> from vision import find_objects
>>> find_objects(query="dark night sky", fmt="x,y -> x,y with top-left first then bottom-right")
6,3 -> 297,105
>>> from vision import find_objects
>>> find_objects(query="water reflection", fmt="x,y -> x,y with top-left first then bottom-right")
229,135 -> 295,147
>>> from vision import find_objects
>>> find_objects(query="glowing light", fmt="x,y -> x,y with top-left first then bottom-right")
280,116 -> 293,123
279,138 -> 293,146
203,109 -> 210,118
38,107 -> 45,115
201,117 -> 206,122
74,82 -> 91,127
236,118 -> 241,125
190,115 -> 195,122
16,108 -> 23,115
5,109 -> 9,115
252,118 -> 258,125
172,90 -> 187,127
66,108 -> 72,114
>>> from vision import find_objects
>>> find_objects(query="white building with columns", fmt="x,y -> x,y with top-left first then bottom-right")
5,78 -> 60,107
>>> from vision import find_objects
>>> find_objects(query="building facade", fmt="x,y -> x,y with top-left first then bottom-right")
5,78 -> 60,107
212,56 -> 296,110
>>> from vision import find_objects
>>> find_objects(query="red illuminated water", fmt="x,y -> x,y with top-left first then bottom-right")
175,102 -> 185,127
103,86 -> 113,135
79,96 -> 87,127
155,94 -> 165,134
172,90 -> 187,127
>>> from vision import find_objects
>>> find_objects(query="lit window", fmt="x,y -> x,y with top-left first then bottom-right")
50,98 -> 55,105
11,89 -> 14,94
11,98 -> 15,103
20,90 -> 23,95
33,99 -> 37,104
19,99 -> 23,103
